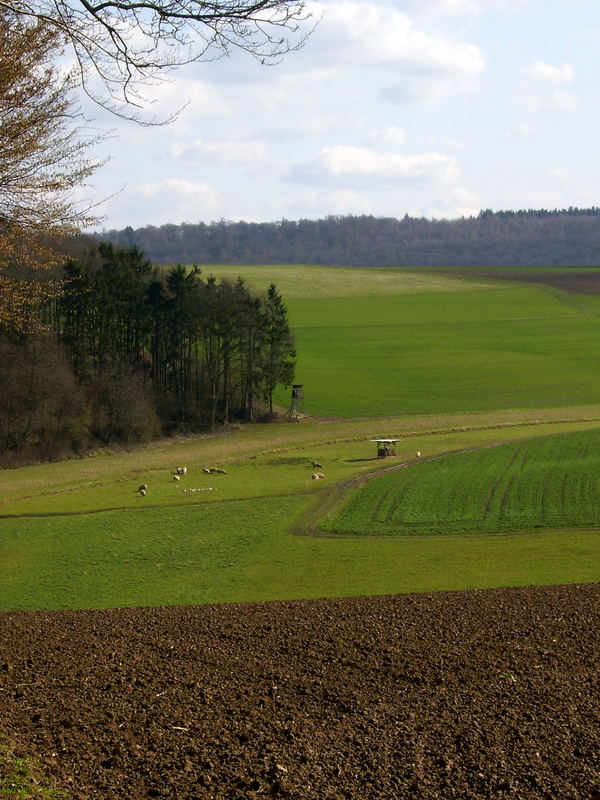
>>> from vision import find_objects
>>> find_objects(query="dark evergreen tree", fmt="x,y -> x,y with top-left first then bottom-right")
0,242 -> 297,463
260,283 -> 296,418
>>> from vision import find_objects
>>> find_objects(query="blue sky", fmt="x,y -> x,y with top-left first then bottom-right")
82,0 -> 600,231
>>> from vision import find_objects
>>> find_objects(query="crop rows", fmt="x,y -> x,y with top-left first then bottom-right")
325,429 -> 600,536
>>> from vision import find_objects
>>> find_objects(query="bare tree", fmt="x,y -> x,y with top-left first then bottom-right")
0,0 -> 315,114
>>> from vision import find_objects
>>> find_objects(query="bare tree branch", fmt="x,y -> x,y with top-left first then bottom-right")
0,0 -> 316,117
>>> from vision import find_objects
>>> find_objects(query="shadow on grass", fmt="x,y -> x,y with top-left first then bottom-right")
345,457 -> 391,463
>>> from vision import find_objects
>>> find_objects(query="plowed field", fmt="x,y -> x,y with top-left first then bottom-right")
449,269 -> 600,295
1,584 -> 599,799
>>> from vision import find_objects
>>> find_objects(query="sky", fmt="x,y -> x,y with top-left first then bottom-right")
80,0 -> 600,232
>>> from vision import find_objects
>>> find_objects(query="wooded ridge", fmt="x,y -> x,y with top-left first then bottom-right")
99,208 -> 600,267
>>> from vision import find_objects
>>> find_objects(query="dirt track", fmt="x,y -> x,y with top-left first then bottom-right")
1,584 -> 599,799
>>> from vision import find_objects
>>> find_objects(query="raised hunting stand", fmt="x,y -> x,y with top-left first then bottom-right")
288,384 -> 305,421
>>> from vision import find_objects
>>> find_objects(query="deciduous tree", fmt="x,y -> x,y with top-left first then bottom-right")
0,10 -> 102,332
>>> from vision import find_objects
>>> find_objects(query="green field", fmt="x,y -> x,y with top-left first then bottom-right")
198,264 -> 600,418
282,287 -> 600,417
322,429 -> 600,536
2,266 -> 600,611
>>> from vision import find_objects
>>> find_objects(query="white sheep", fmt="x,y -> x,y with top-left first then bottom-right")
176,466 -> 187,475
416,451 -> 422,458
173,474 -> 180,482
203,467 -> 211,474
139,488 -> 146,496
312,472 -> 325,480
210,467 -> 227,475
138,484 -> 148,493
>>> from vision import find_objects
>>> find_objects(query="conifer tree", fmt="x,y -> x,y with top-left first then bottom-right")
261,283 -> 296,418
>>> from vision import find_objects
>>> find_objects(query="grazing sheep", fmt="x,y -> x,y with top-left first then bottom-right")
416,451 -> 422,458
138,484 -> 148,492
175,466 -> 187,475
203,467 -> 211,474
311,460 -> 323,469
312,472 -> 325,480
139,488 -> 146,496
173,474 -> 180,482
211,467 -> 227,475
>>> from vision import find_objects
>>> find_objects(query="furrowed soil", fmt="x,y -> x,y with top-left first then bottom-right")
447,269 -> 600,295
1,584 -> 599,800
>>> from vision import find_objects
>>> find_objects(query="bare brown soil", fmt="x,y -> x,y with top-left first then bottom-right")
448,268 -> 600,295
1,584 -> 599,800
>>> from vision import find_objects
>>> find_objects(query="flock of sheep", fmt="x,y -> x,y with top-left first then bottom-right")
136,450 -> 423,496
136,464 -> 226,496
136,459 -> 326,496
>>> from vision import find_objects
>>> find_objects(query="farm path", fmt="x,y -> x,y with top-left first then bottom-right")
1,584 -> 599,799
291,440 -> 510,538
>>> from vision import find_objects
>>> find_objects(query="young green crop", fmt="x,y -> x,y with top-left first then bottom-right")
279,286 -> 600,418
325,428 -> 600,536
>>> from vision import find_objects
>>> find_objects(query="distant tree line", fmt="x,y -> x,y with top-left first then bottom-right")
0,243 -> 296,466
100,208 -> 600,267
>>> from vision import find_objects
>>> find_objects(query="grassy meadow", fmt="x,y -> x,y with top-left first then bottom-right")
2,266 -> 600,610
198,264 -> 600,417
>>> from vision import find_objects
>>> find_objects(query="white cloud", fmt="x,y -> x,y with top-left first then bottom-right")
523,61 -> 574,84
405,0 -> 528,15
139,75 -> 233,128
551,90 -> 579,112
515,87 -> 579,113
504,123 -> 533,138
513,60 -> 578,115
264,111 -> 352,139
170,139 -> 268,165
137,178 -> 218,201
368,126 -> 407,147
408,0 -> 483,16
285,188 -> 374,216
546,167 -> 569,180
290,144 -> 460,184
131,179 -> 221,225
429,187 -> 480,218
519,189 -> 570,208
307,1 -> 485,102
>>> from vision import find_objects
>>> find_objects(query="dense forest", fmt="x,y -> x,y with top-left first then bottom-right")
0,243 -> 296,466
100,208 -> 600,267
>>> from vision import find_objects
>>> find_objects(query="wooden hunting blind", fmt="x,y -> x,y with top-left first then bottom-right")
288,384 -> 305,420
371,439 -> 399,458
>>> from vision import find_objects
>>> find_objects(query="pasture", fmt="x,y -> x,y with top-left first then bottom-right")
2,411 -> 600,611
196,264 -> 600,418
2,266 -> 600,611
